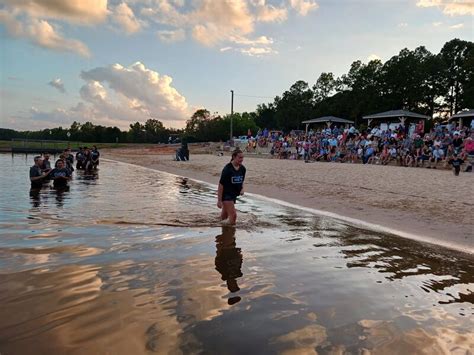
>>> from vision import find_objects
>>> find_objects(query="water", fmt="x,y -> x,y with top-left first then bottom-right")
0,154 -> 473,354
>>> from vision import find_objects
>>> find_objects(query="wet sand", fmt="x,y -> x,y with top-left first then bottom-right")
103,148 -> 474,254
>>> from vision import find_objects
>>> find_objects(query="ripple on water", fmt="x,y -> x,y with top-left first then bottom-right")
0,154 -> 473,354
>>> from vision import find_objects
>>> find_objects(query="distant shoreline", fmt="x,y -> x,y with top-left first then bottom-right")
104,148 -> 473,255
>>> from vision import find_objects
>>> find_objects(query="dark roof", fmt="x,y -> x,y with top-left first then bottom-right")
451,109 -> 474,119
302,116 -> 354,124
362,110 -> 430,120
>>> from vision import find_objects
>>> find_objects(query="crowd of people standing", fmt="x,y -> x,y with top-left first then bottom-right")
29,146 -> 100,190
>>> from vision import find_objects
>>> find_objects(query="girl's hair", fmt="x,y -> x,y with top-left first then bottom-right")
231,148 -> 243,162
55,159 -> 64,167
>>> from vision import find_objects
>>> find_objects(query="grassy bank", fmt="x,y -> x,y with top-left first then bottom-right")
0,140 -> 161,151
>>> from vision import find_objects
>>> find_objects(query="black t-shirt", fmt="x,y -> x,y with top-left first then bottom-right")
91,151 -> 100,161
219,163 -> 246,199
449,158 -> 464,168
452,138 -> 463,148
30,165 -> 43,189
50,168 -> 71,187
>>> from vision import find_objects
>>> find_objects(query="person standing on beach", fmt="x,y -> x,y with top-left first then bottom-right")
448,153 -> 464,176
217,149 -> 246,225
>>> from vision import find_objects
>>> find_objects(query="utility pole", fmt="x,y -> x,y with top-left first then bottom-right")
230,90 -> 234,141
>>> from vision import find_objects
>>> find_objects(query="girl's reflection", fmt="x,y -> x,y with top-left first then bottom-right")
215,226 -> 243,305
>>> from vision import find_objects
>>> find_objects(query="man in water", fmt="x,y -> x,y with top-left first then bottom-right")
91,145 -> 100,169
217,149 -> 246,225
50,159 -> 72,189
76,147 -> 85,169
64,148 -> 74,172
41,153 -> 51,170
30,156 -> 51,190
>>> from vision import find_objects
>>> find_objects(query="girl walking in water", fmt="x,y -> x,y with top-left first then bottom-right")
217,149 -> 246,225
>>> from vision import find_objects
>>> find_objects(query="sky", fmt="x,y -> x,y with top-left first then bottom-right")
0,0 -> 473,131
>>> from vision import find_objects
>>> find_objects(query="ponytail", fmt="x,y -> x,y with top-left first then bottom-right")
230,148 -> 243,162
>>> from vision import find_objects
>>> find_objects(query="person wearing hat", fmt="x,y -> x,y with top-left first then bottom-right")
30,156 -> 51,190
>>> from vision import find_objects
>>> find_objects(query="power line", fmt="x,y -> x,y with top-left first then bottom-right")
234,93 -> 274,99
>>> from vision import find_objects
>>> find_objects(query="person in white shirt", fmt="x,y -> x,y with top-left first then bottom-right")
429,145 -> 445,168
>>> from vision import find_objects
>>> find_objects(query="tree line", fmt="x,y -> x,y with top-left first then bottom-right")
1,38 -> 472,143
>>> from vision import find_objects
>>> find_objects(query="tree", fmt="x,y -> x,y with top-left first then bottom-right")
254,103 -> 277,129
128,122 -> 146,143
144,119 -> 166,142
439,39 -> 474,114
185,109 -> 212,133
313,72 -> 338,103
274,80 -> 314,131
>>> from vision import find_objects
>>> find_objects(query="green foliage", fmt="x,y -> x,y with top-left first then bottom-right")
274,80 -> 314,131
183,110 -> 259,142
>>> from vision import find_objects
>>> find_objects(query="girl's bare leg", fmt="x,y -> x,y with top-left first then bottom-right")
222,201 -> 237,225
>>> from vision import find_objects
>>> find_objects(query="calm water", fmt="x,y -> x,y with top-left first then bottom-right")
0,154 -> 473,354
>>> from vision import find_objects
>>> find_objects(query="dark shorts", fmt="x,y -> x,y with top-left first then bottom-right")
222,194 -> 237,203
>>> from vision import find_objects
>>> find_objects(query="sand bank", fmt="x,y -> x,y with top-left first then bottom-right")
103,148 -> 473,254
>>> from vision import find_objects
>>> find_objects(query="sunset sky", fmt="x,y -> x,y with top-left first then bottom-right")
1,0 -> 473,130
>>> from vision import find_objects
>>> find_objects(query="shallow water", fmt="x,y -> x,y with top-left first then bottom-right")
0,154 -> 473,354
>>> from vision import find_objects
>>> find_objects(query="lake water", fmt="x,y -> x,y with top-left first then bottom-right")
0,154 -> 473,354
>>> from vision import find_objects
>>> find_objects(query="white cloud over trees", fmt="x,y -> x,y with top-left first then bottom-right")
17,62 -> 190,129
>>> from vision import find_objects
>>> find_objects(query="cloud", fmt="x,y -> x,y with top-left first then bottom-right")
240,46 -> 277,56
112,2 -> 142,34
24,62 -> 190,129
449,22 -> 464,28
416,0 -> 474,16
229,35 -> 273,45
157,28 -> 185,42
0,0 -> 108,24
48,78 -> 66,93
189,0 -> 254,46
432,21 -> 443,26
0,14 -> 91,57
398,22 -> 408,27
367,54 -> 381,61
289,0 -> 319,16
256,3 -> 288,22
142,0 -> 309,56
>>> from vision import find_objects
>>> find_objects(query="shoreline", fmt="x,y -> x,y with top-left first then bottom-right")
103,149 -> 473,255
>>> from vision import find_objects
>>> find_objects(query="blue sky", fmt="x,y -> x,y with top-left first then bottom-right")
0,0 -> 473,130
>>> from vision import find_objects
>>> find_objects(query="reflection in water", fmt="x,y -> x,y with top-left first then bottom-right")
53,186 -> 70,207
1,155 -> 474,354
76,169 -> 99,182
337,227 -> 474,305
29,189 -> 42,208
215,226 -> 243,305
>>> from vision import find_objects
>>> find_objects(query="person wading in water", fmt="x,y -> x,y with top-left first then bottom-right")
217,149 -> 246,225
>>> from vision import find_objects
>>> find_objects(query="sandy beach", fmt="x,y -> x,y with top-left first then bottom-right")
103,147 -> 473,254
